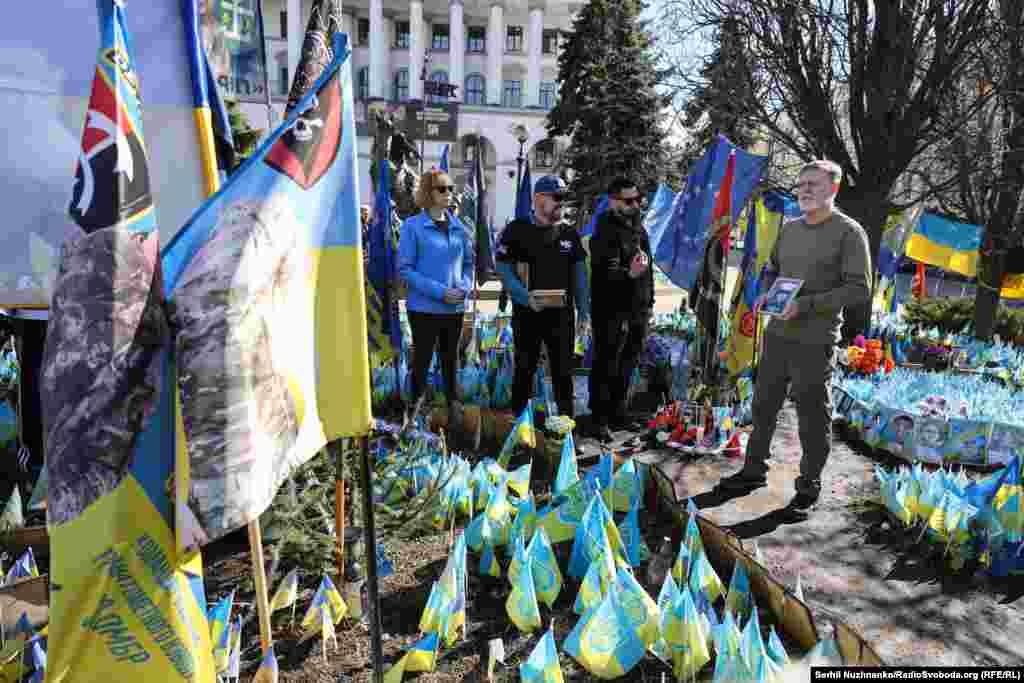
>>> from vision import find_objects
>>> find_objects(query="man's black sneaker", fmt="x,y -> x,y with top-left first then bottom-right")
718,471 -> 767,492
784,492 -> 819,521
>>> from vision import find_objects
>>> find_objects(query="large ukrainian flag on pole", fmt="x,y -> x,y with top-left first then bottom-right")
41,1 -> 214,680
162,31 -> 371,543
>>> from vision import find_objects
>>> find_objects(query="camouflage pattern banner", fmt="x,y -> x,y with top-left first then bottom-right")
40,3 -> 215,681
162,32 -> 372,545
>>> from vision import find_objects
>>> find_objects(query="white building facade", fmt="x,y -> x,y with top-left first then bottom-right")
238,0 -> 580,224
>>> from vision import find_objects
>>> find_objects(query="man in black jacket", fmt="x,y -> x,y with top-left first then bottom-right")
587,177 -> 654,443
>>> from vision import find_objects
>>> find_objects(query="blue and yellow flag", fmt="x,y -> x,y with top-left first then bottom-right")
689,549 -> 725,607
509,534 -> 530,586
564,589 -> 645,679
41,3 -> 215,680
208,590 -> 235,670
615,567 -> 660,647
724,558 -> 752,623
367,159 -> 401,366
510,494 -> 538,550
384,633 -> 439,683
568,496 -> 625,579
4,548 -> 38,583
618,498 -> 648,567
668,585 -> 710,680
650,572 -> 681,662
554,433 -> 580,497
159,33 -> 372,546
506,556 -> 542,633
725,192 -> 796,377
739,605 -> 767,669
520,628 -> 563,683
527,527 -> 563,608
574,546 -> 616,616
253,645 -> 280,683
302,576 -> 347,630
672,536 -> 693,585
609,458 -> 642,513
0,485 -> 23,530
508,462 -> 532,499
540,476 -> 598,544
905,211 -> 981,277
498,402 -> 537,468
480,543 -> 502,577
269,568 -> 300,612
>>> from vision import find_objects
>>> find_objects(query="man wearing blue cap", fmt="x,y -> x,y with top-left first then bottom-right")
495,175 -> 590,437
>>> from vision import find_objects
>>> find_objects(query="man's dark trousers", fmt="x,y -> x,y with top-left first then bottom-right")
740,333 -> 837,497
589,313 -> 648,428
511,306 -> 575,418
1,319 -> 46,503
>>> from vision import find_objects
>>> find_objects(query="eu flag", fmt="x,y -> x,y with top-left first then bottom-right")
654,135 -> 766,290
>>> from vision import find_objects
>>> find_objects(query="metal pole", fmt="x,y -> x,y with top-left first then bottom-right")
360,435 -> 385,683
256,0 -> 276,132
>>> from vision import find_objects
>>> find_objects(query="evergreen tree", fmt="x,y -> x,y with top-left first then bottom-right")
679,15 -> 759,165
547,0 -> 670,215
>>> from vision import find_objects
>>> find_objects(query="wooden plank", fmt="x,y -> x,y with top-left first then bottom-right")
0,575 -> 48,634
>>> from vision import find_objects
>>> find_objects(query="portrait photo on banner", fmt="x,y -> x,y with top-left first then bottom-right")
946,420 -> 992,465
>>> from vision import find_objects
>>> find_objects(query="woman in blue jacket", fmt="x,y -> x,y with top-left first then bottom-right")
398,168 -> 474,431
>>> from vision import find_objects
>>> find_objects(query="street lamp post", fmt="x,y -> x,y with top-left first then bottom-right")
512,124 -> 530,198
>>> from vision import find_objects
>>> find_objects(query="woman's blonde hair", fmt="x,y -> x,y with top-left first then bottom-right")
414,168 -> 452,209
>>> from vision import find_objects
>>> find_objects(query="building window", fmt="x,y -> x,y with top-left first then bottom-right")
534,140 -> 556,168
427,70 -> 449,103
278,65 -> 289,96
432,24 -> 450,50
393,68 -> 409,101
357,67 -> 370,100
505,26 -> 524,52
219,0 -> 256,42
542,30 -> 559,54
539,81 -> 557,109
465,73 -> 486,105
502,79 -> 522,107
394,21 -> 410,48
280,10 -> 287,39
467,26 -> 486,53
358,18 -> 370,46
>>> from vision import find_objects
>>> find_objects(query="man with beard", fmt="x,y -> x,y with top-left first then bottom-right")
586,177 -> 654,444
495,176 -> 589,448
718,160 -> 871,521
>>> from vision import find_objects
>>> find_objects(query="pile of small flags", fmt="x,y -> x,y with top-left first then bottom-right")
875,455 -> 1024,575
0,611 -> 47,682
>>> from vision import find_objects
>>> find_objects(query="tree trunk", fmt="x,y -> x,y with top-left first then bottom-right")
973,245 -> 1005,340
836,192 -> 890,343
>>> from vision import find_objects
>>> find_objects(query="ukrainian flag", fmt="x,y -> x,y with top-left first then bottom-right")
574,547 -> 616,615
673,537 -> 693,584
253,645 -> 280,683
506,555 -> 542,633
689,549 -> 725,605
160,33 -> 372,546
726,191 -> 796,377
905,212 -> 981,276
540,477 -> 597,544
508,462 -> 532,498
528,528 -> 563,608
498,401 -> 537,468
615,567 -> 660,647
509,534 -> 530,586
302,576 -> 347,629
384,633 -> 439,683
270,568 -> 300,612
520,628 -> 564,683
554,433 -> 580,497
724,558 -> 753,623
564,590 -> 645,679
480,543 -> 502,577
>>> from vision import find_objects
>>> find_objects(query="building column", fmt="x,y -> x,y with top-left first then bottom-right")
287,0 -> 302,87
369,0 -> 386,97
409,0 -> 425,101
486,0 -> 505,105
448,0 -> 465,102
341,11 -> 353,42
526,0 -> 544,107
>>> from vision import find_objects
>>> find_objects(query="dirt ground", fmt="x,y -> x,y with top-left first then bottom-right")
212,400 -> 1023,681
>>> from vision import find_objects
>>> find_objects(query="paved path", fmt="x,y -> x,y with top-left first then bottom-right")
633,403 -> 1024,667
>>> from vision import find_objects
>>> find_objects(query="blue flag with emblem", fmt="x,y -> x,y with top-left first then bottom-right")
515,160 -> 533,221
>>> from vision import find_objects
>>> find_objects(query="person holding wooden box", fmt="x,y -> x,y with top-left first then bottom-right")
495,176 -> 590,438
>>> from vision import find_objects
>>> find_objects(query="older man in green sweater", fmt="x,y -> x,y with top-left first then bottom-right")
720,160 -> 872,520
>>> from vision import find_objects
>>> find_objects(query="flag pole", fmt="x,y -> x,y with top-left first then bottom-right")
360,434 -> 385,683
247,521 -> 274,654
334,439 -> 347,584
255,0 -> 275,132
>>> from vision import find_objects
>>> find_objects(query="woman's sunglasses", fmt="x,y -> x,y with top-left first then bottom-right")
434,185 -> 455,194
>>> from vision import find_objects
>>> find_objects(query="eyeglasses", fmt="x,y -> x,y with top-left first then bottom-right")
613,195 -> 642,207
434,185 -> 455,194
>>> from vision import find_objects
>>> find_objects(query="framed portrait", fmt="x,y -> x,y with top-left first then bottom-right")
945,419 -> 992,465
913,418 -> 948,464
986,422 -> 1024,467
880,412 -> 916,457
761,277 -> 804,316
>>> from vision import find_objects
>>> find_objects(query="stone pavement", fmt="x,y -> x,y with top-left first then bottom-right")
627,402 -> 1024,667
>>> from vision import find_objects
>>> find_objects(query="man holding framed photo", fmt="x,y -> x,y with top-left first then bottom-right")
718,160 -> 872,521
